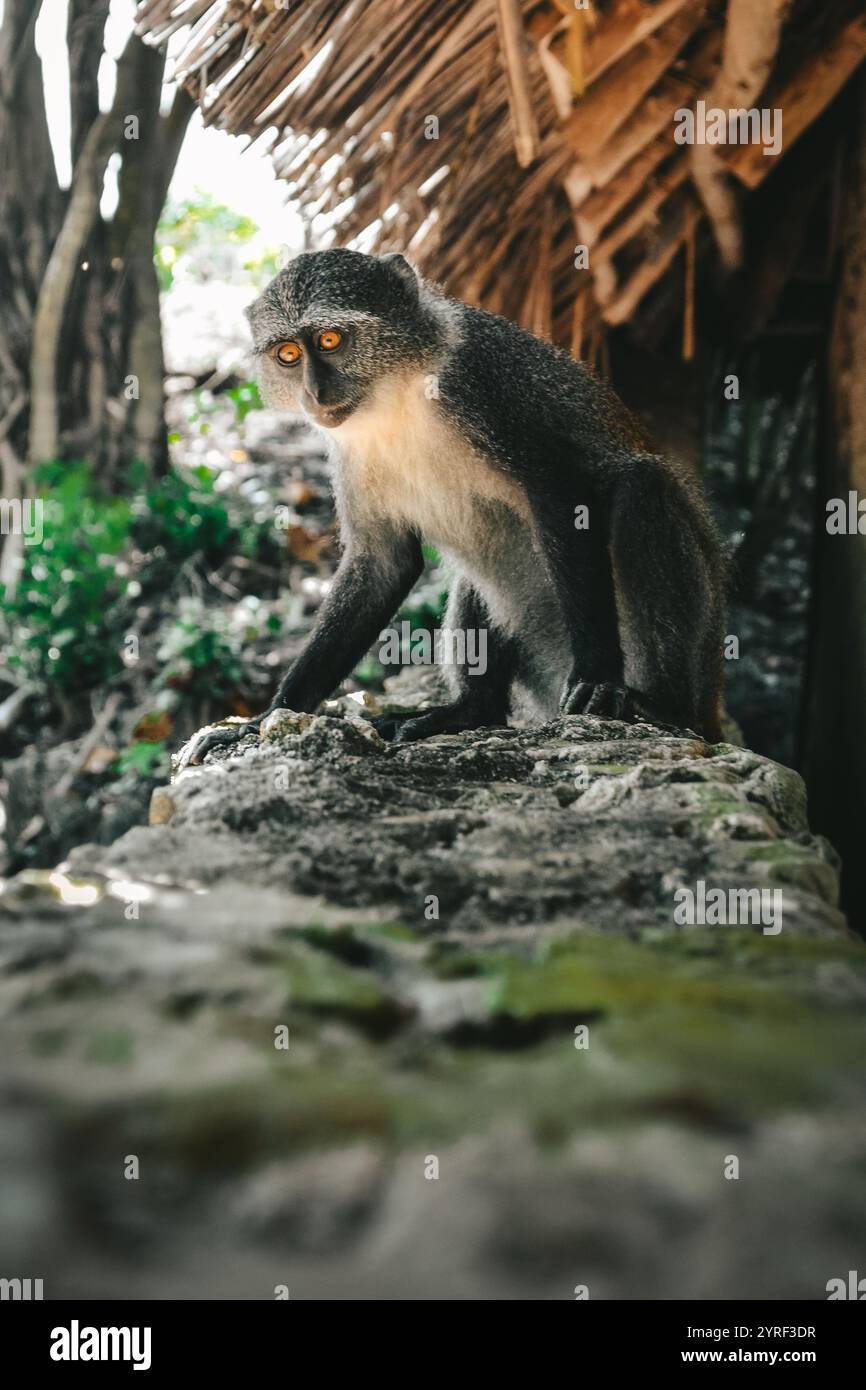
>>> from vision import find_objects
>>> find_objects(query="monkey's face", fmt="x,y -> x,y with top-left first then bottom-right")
245,248 -> 438,431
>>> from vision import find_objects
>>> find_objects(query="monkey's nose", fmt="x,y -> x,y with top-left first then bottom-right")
304,386 -> 347,411
301,391 -> 354,428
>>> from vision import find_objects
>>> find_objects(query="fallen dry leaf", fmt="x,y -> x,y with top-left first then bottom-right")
133,710 -> 174,742
285,524 -> 329,563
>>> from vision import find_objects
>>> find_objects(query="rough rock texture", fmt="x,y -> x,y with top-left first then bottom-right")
1,704 -> 864,1300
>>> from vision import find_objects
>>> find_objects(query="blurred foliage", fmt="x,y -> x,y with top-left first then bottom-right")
179,382 -> 264,443
129,461 -> 235,558
227,381 -> 264,424
157,596 -> 244,701
1,463 -> 132,693
114,739 -> 170,781
0,461 -> 282,705
156,190 -> 283,290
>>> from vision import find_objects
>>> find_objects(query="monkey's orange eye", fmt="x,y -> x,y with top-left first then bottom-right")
275,341 -> 301,366
317,329 -> 342,352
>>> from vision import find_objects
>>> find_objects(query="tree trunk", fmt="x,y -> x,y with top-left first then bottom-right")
0,1 -> 63,432
0,1 -> 193,501
29,103 -> 123,466
802,75 -> 866,926
68,0 -> 112,164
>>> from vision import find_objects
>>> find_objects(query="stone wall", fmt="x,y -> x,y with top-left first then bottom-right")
0,709 -> 863,1298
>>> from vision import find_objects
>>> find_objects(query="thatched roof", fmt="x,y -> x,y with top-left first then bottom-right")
136,0 -> 866,357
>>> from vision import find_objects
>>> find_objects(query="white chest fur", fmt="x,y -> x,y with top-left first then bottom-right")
329,374 -> 530,562
326,373 -> 570,704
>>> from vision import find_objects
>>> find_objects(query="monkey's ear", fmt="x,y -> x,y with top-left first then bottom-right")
380,251 -> 419,294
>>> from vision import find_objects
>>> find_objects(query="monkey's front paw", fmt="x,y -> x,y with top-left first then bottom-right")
560,679 -> 634,720
174,717 -> 261,774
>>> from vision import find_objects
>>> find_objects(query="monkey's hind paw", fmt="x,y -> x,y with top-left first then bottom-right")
370,713 -> 409,742
560,680 -> 634,721
374,700 -> 504,744
174,717 -> 260,774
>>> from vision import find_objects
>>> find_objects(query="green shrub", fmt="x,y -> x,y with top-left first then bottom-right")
114,740 -> 171,780
156,597 -> 244,700
131,464 -> 235,561
0,461 -> 279,705
2,463 -> 132,691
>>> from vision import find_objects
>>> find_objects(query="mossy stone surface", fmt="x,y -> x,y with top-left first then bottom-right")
1,712 -> 862,1298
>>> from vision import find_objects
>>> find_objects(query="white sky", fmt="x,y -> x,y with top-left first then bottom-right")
24,0 -> 301,245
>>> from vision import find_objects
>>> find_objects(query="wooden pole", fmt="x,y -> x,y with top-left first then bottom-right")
494,0 -> 540,168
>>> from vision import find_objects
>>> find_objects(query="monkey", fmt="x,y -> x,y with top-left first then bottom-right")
178,247 -> 725,769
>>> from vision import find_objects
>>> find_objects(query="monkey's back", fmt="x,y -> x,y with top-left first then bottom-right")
432,300 -> 648,481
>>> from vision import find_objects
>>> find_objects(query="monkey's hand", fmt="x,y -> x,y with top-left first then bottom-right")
559,677 -> 634,721
174,716 -> 261,774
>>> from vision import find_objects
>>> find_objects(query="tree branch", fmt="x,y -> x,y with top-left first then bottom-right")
28,28 -> 142,465
68,0 -> 112,166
